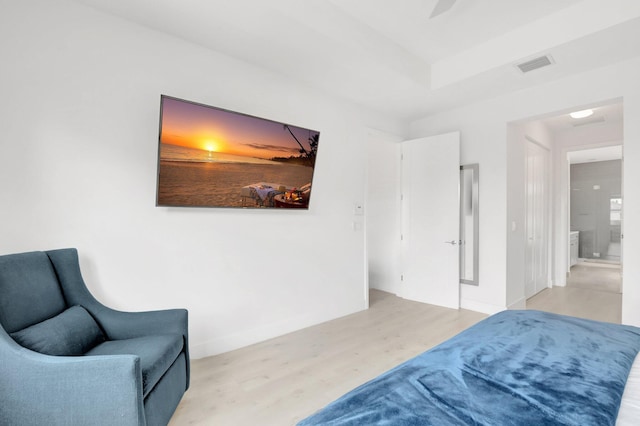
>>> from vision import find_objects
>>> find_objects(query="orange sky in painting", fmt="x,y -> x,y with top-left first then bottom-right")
160,97 -> 318,160
162,130 -> 232,155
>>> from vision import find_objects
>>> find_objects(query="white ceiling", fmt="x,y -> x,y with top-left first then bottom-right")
74,0 -> 640,122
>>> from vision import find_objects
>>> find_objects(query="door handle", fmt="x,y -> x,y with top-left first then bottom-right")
444,240 -> 458,245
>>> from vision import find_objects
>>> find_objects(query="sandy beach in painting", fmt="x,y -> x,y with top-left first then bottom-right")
157,160 -> 314,207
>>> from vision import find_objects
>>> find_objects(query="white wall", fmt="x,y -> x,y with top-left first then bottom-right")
366,129 -> 403,294
0,0 -> 403,358
410,57 -> 640,326
622,94 -> 640,321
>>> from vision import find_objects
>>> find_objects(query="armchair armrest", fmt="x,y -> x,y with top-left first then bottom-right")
91,307 -> 188,341
91,307 -> 190,390
1,331 -> 145,426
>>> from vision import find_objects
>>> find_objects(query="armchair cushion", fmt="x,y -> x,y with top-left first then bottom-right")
86,334 -> 184,397
10,305 -> 105,356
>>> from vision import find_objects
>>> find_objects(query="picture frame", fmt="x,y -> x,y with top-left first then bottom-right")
156,95 -> 320,209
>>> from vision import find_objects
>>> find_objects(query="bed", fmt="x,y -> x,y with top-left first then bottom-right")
298,310 -> 640,426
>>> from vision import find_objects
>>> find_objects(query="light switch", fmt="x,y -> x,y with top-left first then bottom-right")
354,203 -> 364,216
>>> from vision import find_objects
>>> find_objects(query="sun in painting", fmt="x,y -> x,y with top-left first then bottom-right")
204,141 -> 217,152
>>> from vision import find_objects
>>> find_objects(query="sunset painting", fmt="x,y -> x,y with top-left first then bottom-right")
156,95 -> 319,208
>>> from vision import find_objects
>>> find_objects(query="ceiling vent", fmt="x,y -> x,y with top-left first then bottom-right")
516,55 -> 554,73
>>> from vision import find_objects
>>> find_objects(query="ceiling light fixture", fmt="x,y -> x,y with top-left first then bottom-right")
570,109 -> 594,119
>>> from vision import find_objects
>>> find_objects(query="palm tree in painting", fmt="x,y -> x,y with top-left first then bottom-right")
306,133 -> 318,167
283,124 -> 318,167
283,124 -> 310,156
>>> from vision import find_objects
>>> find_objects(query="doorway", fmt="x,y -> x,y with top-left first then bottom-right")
510,100 -> 623,317
568,149 -> 623,294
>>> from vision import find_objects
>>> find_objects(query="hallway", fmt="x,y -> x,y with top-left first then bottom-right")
527,261 -> 622,324
566,260 -> 622,293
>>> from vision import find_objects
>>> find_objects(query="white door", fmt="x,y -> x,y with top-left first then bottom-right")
401,132 -> 460,309
525,140 -> 549,298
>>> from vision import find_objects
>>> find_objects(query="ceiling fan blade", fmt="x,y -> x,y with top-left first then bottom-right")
430,0 -> 457,18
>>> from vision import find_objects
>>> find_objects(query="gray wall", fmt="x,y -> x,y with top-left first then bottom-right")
570,160 -> 622,259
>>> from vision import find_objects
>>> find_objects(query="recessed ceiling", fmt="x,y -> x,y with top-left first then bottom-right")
569,146 -> 623,164
522,100 -> 623,164
72,0 -> 640,122
538,102 -> 623,133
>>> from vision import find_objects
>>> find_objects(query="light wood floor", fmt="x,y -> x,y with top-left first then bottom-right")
170,286 -> 622,426
527,260 -> 622,324
565,260 -> 622,294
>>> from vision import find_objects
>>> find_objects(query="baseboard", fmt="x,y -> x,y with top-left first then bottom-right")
189,304 -> 367,359
507,297 -> 527,310
462,297 -> 525,313
460,298 -> 506,315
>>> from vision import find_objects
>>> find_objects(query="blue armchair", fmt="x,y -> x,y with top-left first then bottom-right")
0,248 -> 190,426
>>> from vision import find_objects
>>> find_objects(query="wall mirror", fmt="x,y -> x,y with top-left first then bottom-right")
460,164 -> 479,285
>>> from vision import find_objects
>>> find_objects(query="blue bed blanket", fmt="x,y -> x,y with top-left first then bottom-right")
298,310 -> 640,426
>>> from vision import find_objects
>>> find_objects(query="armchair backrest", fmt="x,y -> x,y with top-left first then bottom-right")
0,251 -> 67,333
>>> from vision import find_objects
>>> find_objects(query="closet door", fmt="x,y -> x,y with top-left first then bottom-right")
401,132 -> 460,309
525,140 -> 549,298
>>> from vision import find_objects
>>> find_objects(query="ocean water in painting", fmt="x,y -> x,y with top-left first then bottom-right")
160,143 -> 281,166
